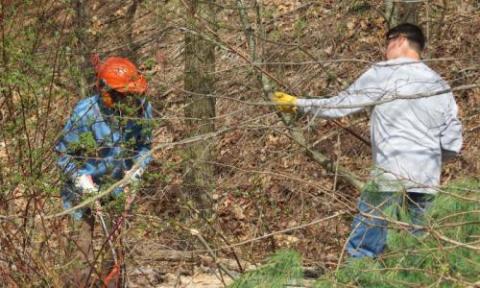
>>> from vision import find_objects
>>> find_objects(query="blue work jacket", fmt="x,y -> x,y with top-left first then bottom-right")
55,95 -> 153,186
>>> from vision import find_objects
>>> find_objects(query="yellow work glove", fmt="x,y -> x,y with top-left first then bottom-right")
271,91 -> 298,113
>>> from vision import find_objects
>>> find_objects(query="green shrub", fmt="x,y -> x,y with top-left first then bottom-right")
315,179 -> 480,287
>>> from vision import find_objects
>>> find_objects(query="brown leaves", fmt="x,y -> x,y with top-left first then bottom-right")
273,234 -> 300,247
218,194 -> 252,237
264,0 -> 302,15
155,50 -> 167,66
88,16 -> 103,36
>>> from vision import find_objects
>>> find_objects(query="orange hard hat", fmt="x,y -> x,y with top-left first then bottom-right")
96,57 -> 147,95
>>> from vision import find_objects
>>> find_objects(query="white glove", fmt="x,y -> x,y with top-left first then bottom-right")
74,174 -> 99,194
126,167 -> 144,184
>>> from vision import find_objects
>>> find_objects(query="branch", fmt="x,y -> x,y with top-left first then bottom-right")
209,211 -> 347,252
235,0 -> 365,190
189,228 -> 237,280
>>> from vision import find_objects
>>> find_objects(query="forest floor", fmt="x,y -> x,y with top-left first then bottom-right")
129,268 -> 229,288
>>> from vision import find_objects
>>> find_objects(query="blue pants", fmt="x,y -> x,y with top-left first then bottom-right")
346,191 -> 434,258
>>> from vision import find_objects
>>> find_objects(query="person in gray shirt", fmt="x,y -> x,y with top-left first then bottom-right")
272,23 -> 463,258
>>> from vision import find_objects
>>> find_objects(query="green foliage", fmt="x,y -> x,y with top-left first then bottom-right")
114,99 -> 142,118
346,0 -> 371,14
230,250 -> 303,288
294,18 -> 307,37
315,179 -> 480,287
143,57 -> 157,70
67,131 -> 98,159
105,190 -> 127,214
316,258 -> 389,288
144,168 -> 172,184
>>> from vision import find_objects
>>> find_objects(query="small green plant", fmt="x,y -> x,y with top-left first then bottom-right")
230,250 -> 303,288
347,0 -> 371,14
67,131 -> 98,159
294,18 -> 307,38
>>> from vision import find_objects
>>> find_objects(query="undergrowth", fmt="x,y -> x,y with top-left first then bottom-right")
231,179 -> 480,288
318,179 -> 480,287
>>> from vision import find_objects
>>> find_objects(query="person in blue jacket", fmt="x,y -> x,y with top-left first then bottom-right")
55,56 -> 153,285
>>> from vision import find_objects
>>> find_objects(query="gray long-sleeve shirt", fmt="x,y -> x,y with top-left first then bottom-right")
297,57 -> 463,194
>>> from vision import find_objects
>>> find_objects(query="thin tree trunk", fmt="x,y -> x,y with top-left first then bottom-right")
73,0 -> 91,98
125,0 -> 142,59
183,0 -> 216,214
385,0 -> 419,28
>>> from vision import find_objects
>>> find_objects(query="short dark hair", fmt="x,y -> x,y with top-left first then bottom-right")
386,23 -> 426,51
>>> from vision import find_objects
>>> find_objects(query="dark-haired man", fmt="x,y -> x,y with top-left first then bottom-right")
272,23 -> 462,258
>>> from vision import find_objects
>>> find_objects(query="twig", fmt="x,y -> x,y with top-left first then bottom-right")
189,228 -> 236,281
212,211 -> 347,252
238,0 -> 365,190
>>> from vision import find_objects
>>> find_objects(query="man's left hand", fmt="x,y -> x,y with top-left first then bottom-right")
271,91 -> 298,113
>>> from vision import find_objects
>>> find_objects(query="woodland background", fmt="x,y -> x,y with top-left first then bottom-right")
0,0 -> 479,287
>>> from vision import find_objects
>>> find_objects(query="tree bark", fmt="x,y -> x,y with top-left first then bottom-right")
385,0 -> 419,28
183,0 -> 216,214
73,0 -> 92,98
125,0 -> 142,59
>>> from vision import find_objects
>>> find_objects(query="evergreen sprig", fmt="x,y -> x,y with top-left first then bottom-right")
230,250 -> 303,288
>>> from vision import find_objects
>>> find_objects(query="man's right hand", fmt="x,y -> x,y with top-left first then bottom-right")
74,174 -> 99,194
271,92 -> 298,113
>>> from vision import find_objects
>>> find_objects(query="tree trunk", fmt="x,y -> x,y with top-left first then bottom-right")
183,0 -> 216,215
125,0 -> 142,59
73,0 -> 92,98
385,0 -> 419,28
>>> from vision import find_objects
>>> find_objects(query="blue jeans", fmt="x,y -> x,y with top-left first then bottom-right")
346,191 -> 434,258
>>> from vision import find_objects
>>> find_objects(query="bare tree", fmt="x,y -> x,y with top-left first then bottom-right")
72,0 -> 92,98
125,0 -> 142,59
385,0 -> 419,27
183,0 -> 216,214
